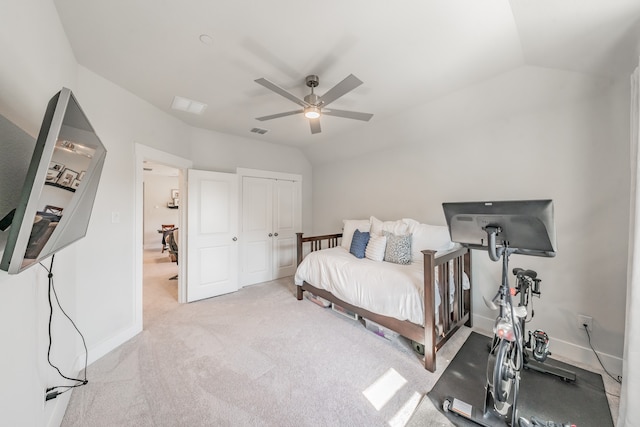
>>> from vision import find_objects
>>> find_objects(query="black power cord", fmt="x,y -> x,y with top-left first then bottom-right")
40,255 -> 89,401
582,323 -> 622,385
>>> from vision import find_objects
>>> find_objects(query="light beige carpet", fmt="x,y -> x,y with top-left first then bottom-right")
62,250 -> 466,426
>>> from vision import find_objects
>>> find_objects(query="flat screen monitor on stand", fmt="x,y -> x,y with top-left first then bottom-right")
442,199 -> 557,258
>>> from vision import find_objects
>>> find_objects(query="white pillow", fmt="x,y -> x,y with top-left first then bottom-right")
341,219 -> 371,250
370,216 -> 409,236
403,218 -> 455,263
365,234 -> 387,261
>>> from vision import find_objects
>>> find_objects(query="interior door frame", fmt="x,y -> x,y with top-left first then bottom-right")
134,144 -> 193,331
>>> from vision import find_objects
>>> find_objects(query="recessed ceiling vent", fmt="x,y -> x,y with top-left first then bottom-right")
250,127 -> 268,135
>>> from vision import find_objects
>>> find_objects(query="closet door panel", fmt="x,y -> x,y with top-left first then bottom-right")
273,180 -> 300,279
241,177 -> 273,285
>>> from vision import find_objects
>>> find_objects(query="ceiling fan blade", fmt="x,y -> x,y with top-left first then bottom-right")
318,74 -> 363,107
322,108 -> 373,121
255,78 -> 308,108
309,118 -> 321,134
256,109 -> 303,121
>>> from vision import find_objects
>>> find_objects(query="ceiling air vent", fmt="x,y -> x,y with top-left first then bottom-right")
250,127 -> 268,135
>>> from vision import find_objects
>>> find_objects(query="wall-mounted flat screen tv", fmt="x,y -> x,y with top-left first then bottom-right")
0,87 -> 106,274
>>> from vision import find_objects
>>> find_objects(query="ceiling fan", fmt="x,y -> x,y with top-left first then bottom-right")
254,74 -> 373,134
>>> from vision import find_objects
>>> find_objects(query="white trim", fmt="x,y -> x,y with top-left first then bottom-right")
44,323 -> 141,427
46,388 -> 72,427
85,324 -> 141,366
236,167 -> 302,183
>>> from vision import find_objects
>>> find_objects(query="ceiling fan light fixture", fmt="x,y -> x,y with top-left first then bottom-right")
304,106 -> 320,119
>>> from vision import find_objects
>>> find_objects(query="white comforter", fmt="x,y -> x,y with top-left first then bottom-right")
294,246 -> 469,325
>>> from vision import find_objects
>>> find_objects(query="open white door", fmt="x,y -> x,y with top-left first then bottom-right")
186,169 -> 239,302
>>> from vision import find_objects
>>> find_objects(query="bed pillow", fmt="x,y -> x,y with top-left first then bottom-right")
370,216 -> 409,236
349,229 -> 370,259
403,218 -> 456,263
341,219 -> 371,250
365,233 -> 387,262
383,231 -> 412,265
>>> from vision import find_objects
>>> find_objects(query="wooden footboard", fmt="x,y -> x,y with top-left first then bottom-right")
295,232 -> 472,372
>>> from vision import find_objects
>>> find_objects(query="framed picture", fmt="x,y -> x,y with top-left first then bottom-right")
71,179 -> 81,190
49,161 -> 64,172
57,169 -> 78,187
171,189 -> 179,199
46,169 -> 60,183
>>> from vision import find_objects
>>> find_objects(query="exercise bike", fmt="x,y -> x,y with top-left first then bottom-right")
511,268 -> 575,383
484,263 -> 576,424
441,200 -> 559,427
483,226 -> 525,425
443,226 -> 527,426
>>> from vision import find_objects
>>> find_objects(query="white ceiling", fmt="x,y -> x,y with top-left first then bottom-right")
53,0 -> 640,149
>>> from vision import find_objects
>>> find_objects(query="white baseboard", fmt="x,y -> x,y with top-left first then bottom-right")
84,324 -> 142,367
46,388 -> 72,427
472,314 -> 623,377
44,313 -> 142,427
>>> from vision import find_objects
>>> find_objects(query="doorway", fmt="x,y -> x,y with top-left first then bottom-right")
142,162 -> 181,314
134,144 -> 192,332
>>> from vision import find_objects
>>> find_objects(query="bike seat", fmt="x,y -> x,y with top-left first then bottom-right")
513,267 -> 537,279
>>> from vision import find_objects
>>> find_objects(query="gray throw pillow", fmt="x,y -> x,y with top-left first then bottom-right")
383,231 -> 412,265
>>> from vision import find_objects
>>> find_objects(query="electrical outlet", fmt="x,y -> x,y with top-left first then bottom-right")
577,314 -> 593,332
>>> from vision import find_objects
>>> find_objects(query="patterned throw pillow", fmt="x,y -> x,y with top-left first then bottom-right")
383,231 -> 412,265
365,234 -> 387,262
349,229 -> 370,259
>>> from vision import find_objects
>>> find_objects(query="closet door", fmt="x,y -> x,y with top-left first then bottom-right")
241,175 -> 301,286
272,179 -> 299,279
242,177 -> 273,285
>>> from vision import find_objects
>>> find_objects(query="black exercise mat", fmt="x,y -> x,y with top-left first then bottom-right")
427,332 -> 613,426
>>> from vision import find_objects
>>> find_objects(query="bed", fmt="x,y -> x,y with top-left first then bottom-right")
294,218 -> 472,372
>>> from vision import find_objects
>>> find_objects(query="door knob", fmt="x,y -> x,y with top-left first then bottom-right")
232,237 -> 237,241
274,233 -> 279,236
268,233 -> 273,237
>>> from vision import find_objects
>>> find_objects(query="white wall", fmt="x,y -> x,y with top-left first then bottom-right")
143,174 -> 179,249
0,2 -> 314,425
310,66 -> 630,373
189,127 -> 314,235
0,0 -> 82,424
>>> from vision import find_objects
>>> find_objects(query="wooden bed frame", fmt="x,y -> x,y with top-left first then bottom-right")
296,232 -> 472,372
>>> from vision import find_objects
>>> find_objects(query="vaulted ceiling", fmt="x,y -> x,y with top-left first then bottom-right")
53,0 -> 640,149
